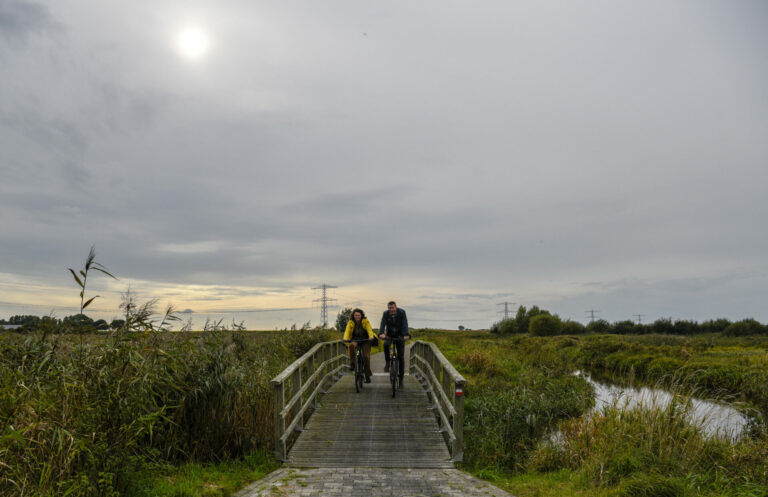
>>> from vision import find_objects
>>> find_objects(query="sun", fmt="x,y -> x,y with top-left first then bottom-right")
176,26 -> 210,60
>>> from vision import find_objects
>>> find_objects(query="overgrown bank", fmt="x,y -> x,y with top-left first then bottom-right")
416,330 -> 768,497
508,333 -> 768,416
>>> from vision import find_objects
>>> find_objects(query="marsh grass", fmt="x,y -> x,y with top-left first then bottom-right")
508,333 -> 768,416
5,321 -> 768,496
414,330 -> 594,470
0,328 -> 331,496
531,393 -> 713,481
528,388 -> 768,496
417,330 -> 768,497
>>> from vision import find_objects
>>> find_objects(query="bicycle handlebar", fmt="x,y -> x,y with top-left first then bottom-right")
344,338 -> 373,343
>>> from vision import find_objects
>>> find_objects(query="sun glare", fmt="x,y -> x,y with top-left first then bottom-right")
176,26 -> 210,60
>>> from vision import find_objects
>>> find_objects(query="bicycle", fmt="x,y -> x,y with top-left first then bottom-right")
387,337 -> 406,398
344,338 -> 371,393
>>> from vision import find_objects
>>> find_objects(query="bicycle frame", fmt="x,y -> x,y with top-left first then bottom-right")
346,338 -> 370,393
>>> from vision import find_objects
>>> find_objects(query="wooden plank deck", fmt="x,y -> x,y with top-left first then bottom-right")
285,346 -> 453,468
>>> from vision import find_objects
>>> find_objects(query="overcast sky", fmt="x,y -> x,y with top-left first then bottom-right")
1,0 -> 767,329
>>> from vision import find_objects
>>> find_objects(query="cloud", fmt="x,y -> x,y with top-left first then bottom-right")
1,1 -> 768,328
0,0 -> 56,44
156,241 -> 228,254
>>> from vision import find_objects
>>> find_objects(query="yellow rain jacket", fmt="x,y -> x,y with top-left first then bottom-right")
343,318 -> 376,341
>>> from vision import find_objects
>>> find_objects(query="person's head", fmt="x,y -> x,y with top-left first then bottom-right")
352,308 -> 365,323
387,301 -> 397,315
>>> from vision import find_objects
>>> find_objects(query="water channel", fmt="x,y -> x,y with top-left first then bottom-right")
574,371 -> 751,442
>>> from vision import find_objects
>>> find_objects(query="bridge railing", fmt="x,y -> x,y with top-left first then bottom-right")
270,340 -> 347,461
410,340 -> 467,462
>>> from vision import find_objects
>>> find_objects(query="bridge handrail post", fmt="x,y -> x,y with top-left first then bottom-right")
270,339 -> 346,461
410,340 -> 467,462
452,374 -> 466,462
307,351 -> 316,408
292,367 -> 303,431
273,381 -> 285,460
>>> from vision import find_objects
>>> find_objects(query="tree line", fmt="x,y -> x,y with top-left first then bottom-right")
490,305 -> 768,337
0,314 -> 125,333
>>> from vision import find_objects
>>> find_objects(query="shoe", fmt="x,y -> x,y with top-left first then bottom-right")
384,364 -> 390,372
365,376 -> 371,383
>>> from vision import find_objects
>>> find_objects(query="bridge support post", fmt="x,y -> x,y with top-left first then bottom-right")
452,378 -> 465,462
273,381 -> 286,460
292,367 -> 303,431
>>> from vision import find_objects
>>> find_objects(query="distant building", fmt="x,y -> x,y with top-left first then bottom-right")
0,324 -> 23,330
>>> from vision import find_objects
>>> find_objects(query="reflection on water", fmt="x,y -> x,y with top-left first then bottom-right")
574,371 -> 750,442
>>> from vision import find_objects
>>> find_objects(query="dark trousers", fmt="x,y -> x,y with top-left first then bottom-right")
348,341 -> 372,377
384,338 -> 405,379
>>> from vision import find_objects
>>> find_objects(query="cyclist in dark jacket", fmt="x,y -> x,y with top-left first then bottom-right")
378,301 -> 410,385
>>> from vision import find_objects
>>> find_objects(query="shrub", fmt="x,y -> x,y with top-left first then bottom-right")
651,318 -> 674,335
672,320 -> 698,335
61,313 -> 96,332
514,306 -> 530,334
335,308 -> 352,333
561,320 -> 586,335
724,319 -> 767,337
699,318 -> 731,334
491,318 -> 520,335
587,319 -> 611,334
634,324 -> 652,334
612,320 -> 637,335
529,314 -> 563,336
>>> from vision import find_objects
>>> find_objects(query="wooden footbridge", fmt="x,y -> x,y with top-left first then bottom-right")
270,340 -> 466,468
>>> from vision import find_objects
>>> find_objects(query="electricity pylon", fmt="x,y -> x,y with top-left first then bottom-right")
585,309 -> 600,322
497,301 -> 516,320
312,284 -> 337,327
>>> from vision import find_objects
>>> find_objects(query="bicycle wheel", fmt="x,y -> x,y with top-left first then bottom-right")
355,353 -> 363,393
390,357 -> 398,398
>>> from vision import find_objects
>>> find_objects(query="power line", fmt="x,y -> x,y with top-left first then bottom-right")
585,309 -> 600,322
198,306 -> 312,314
416,318 -> 490,323
312,284 -> 337,327
497,301 -> 516,320
633,314 -> 645,324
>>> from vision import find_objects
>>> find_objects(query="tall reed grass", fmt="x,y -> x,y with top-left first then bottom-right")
0,328 -> 331,496
464,374 -> 594,470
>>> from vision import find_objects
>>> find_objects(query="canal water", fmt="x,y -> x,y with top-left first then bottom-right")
574,371 -> 750,441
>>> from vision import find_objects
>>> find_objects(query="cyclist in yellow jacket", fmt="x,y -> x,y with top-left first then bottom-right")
343,308 -> 376,383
